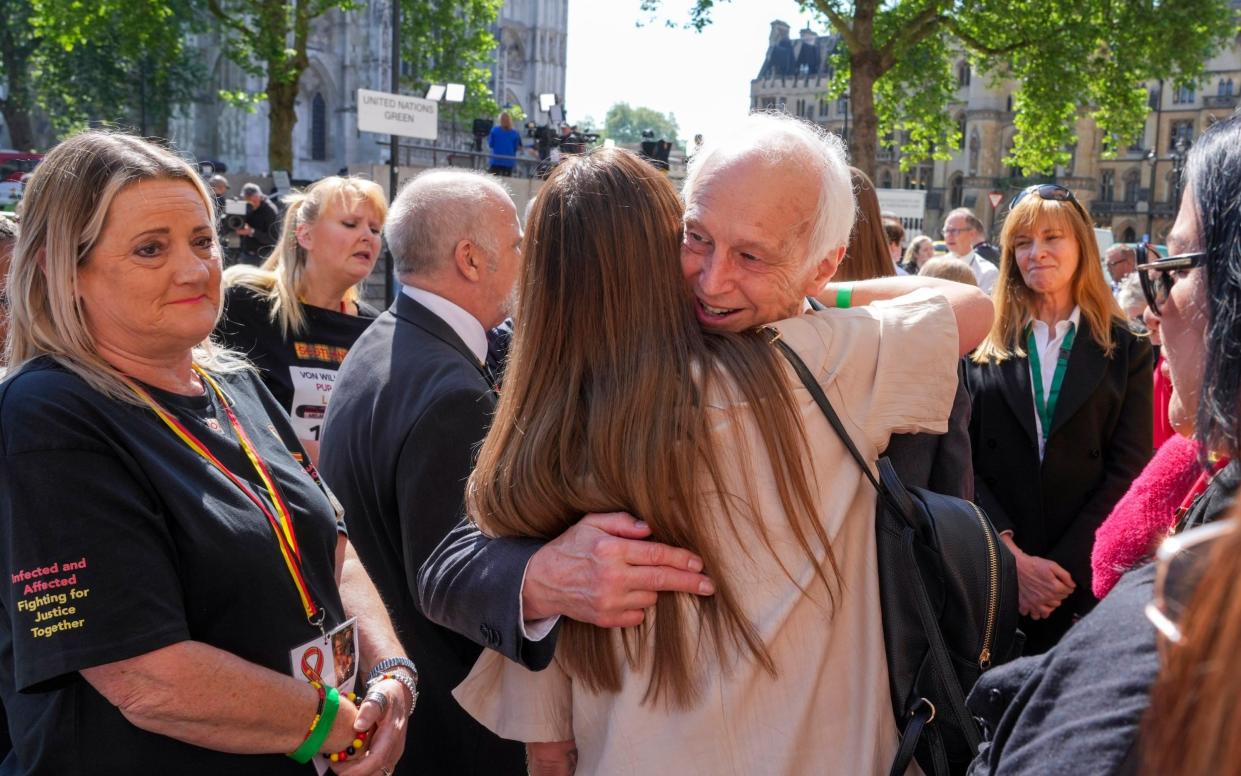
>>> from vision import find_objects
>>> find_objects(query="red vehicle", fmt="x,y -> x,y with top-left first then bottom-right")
0,151 -> 42,182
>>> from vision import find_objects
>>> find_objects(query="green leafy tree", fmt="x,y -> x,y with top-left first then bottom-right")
642,0 -> 1234,178
0,0 -> 40,150
401,0 -> 503,141
29,0 -> 201,138
199,0 -> 361,173
604,102 -> 680,146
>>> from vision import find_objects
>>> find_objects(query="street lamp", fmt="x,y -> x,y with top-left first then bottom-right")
426,83 -> 466,148
1171,136 -> 1190,211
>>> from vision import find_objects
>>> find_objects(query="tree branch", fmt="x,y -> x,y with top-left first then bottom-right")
878,2 -> 948,72
941,16 -> 1055,57
203,0 -> 255,43
811,0 -> 859,51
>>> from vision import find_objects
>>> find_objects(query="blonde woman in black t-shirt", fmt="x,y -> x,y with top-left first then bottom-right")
216,176 -> 387,463
1,131 -> 413,774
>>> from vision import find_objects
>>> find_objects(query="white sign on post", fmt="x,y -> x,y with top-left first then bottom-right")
357,89 -> 438,140
876,188 -> 928,237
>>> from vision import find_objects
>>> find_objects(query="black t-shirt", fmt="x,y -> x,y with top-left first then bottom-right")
214,286 -> 379,451
0,358 -> 346,774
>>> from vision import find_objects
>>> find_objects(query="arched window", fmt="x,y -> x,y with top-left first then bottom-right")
310,92 -> 327,161
1121,226 -> 1136,243
957,113 -> 967,149
949,173 -> 964,208
1123,169 -> 1141,203
957,61 -> 971,88
1099,170 -> 1115,202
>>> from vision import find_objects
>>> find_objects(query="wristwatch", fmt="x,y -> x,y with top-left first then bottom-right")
367,657 -> 419,717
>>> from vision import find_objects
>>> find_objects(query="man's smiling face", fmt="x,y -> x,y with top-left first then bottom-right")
680,154 -> 840,332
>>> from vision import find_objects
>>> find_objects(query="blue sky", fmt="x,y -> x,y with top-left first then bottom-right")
564,0 -> 812,144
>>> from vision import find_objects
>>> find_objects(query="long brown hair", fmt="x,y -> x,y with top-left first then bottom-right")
1144,506 -> 1241,775
833,167 -> 896,282
467,149 -> 838,707
972,196 -> 1126,364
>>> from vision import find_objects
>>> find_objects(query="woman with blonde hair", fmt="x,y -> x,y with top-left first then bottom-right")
903,234 -> 935,273
0,131 -> 412,773
964,184 -> 1152,652
215,175 -> 386,462
450,145 -> 980,774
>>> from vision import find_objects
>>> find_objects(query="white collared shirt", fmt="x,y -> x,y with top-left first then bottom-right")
1027,306 -> 1081,459
960,252 -> 999,295
401,285 -> 488,365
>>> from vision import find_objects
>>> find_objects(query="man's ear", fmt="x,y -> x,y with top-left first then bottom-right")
804,245 -> 846,296
454,238 -> 482,282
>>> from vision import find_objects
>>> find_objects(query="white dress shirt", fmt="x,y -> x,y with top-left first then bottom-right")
961,252 -> 999,295
401,284 -> 488,364
1027,306 -> 1081,459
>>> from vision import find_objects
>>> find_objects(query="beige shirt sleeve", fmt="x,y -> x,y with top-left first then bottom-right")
453,649 -> 574,743
775,288 -> 959,454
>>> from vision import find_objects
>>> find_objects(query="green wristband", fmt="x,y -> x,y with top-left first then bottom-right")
835,283 -> 854,309
289,685 -> 340,764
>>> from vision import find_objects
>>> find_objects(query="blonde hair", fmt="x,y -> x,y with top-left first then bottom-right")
7,130 -> 246,404
972,195 -> 1127,364
918,257 -> 978,286
904,235 -> 934,268
224,176 -> 387,336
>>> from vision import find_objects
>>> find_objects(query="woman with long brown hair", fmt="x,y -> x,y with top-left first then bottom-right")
451,146 -> 970,774
833,167 -> 895,282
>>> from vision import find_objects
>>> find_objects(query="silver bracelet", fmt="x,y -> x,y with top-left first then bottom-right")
368,670 -> 418,718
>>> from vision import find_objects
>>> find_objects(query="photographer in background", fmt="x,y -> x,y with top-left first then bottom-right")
208,174 -> 230,213
237,182 -> 280,266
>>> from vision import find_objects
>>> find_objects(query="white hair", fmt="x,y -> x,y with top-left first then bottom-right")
386,169 -> 511,277
681,111 -> 855,263
1117,273 -> 1146,319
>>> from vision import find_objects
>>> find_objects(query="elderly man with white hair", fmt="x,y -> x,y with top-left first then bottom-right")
318,169 -> 527,776
418,111 -> 992,680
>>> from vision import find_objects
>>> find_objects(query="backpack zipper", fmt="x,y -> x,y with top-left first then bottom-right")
970,501 -> 999,670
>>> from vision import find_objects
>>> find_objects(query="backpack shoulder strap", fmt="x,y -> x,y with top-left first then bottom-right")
771,336 -> 883,495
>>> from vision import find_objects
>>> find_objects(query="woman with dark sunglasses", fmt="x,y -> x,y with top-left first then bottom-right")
964,182 -> 1154,653
965,110 -> 1241,776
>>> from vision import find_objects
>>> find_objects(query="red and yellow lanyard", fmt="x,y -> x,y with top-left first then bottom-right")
124,367 -> 323,632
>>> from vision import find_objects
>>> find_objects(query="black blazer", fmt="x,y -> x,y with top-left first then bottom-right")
964,318 -> 1153,651
319,293 -> 524,775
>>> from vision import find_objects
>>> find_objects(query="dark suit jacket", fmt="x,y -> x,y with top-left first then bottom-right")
886,362 -> 974,499
319,293 -> 525,775
964,319 -> 1153,652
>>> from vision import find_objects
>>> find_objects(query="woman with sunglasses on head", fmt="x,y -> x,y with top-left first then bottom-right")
966,111 -> 1241,776
964,184 -> 1153,653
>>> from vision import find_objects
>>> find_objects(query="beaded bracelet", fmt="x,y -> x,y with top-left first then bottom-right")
288,683 -> 340,763
324,728 -> 370,763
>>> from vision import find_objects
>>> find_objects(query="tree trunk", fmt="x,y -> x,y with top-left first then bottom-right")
0,98 -> 34,152
267,76 -> 298,174
848,51 -> 881,181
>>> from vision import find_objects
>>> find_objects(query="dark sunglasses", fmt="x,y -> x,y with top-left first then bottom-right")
1008,184 -> 1089,221
1136,242 -> 1206,316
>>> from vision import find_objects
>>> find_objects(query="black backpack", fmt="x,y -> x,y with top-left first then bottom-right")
774,340 -> 1021,776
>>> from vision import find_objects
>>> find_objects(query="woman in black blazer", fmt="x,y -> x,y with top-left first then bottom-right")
964,184 -> 1152,653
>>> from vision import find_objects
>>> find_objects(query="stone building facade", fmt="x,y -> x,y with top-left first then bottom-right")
167,0 -> 568,182
751,19 -> 1241,243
